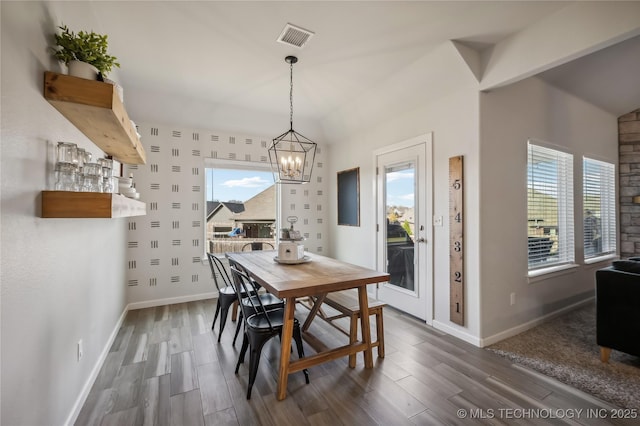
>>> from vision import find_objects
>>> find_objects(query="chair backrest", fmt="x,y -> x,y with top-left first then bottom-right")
227,256 -> 263,289
207,252 -> 232,292
241,242 -> 275,251
229,265 -> 275,329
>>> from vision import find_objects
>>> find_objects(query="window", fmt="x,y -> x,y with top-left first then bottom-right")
527,141 -> 574,271
205,163 -> 277,254
583,157 -> 616,259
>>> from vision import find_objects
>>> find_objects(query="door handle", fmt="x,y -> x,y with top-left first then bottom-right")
416,237 -> 426,243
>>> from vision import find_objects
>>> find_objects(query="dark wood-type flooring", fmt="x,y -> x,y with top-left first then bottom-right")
76,299 -> 634,425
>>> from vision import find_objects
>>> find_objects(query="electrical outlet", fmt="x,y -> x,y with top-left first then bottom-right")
77,339 -> 83,361
510,293 -> 516,306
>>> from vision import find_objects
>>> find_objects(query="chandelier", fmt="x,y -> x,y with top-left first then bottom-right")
268,56 -> 317,184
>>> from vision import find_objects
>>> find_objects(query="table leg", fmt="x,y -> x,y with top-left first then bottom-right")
277,297 -> 296,400
357,286 -> 374,368
301,293 -> 327,332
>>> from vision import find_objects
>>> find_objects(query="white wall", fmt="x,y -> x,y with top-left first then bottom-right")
1,2 -> 128,425
323,42 -> 483,342
479,77 -> 618,342
123,123 -> 329,305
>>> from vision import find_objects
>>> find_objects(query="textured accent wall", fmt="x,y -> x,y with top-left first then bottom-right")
124,124 -> 328,304
619,108 -> 640,257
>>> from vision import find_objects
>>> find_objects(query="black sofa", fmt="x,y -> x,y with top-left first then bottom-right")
595,259 -> 640,362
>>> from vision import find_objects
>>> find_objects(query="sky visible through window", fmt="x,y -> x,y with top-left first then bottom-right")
386,169 -> 415,208
206,168 -> 274,202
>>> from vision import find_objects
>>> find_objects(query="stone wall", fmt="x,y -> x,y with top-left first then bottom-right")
619,109 -> 640,257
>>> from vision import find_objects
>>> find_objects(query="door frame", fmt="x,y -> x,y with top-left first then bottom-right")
373,133 -> 434,324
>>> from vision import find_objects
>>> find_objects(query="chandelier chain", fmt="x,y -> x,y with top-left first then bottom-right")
289,60 -> 294,129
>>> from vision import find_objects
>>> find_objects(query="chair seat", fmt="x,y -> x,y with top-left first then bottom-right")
220,285 -> 255,298
242,293 -> 283,309
246,309 -> 288,330
232,294 -> 283,346
219,286 -> 236,296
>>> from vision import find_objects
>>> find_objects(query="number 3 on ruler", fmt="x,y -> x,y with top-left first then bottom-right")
449,156 -> 464,325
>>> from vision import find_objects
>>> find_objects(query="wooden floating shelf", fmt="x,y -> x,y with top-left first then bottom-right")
41,191 -> 146,218
43,71 -> 146,165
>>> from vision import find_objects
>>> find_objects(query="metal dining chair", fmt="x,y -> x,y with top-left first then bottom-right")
227,257 -> 284,346
207,252 -> 253,342
229,265 -> 309,399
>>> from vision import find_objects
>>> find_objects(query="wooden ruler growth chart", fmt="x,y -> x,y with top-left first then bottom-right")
449,156 -> 464,325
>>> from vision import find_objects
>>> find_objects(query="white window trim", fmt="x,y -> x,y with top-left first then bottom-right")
584,253 -> 617,265
528,263 -> 579,283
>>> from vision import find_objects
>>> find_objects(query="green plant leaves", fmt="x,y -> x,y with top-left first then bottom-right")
51,24 -> 120,76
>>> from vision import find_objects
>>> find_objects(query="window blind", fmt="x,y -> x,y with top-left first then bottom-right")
583,158 -> 616,258
527,142 -> 574,270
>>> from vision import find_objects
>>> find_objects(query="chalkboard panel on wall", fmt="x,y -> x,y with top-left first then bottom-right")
337,167 -> 360,226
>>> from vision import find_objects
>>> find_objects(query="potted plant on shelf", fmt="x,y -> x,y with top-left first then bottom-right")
51,24 -> 120,80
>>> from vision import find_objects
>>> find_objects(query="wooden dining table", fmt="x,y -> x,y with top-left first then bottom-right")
225,250 -> 390,400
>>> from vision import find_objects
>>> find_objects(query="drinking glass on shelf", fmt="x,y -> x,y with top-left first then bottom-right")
54,162 -> 78,191
101,167 -> 112,179
56,142 -> 77,164
81,175 -> 102,192
76,148 -> 86,170
102,176 -> 115,193
98,158 -> 113,172
83,162 -> 103,177
82,150 -> 92,166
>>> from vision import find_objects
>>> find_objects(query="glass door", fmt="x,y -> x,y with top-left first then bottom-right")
375,136 -> 432,322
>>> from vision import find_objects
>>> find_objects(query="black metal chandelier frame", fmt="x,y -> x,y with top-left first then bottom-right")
268,55 -> 317,184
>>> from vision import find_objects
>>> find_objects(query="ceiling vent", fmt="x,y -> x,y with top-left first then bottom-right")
277,23 -> 314,49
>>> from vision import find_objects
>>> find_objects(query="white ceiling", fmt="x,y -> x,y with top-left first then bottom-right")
53,1 -> 639,129
536,34 -> 640,117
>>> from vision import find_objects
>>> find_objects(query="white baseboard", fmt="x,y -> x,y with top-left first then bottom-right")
479,297 -> 594,347
432,297 -> 594,349
64,306 -> 129,426
432,320 -> 482,347
127,292 -> 217,311
64,291 -> 217,425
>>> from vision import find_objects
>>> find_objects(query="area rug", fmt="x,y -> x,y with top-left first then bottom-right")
487,303 -> 640,410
